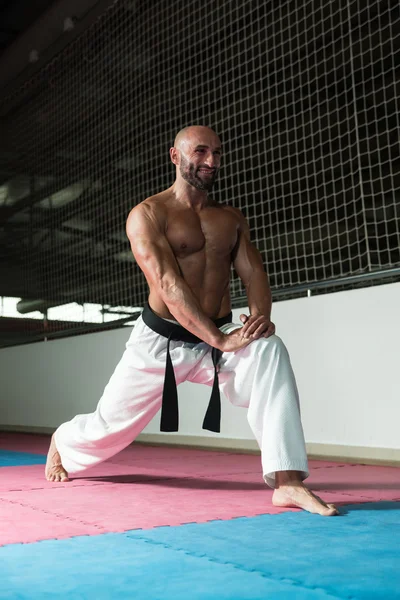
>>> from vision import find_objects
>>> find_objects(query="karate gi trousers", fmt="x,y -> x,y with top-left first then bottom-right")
55,313 -> 309,488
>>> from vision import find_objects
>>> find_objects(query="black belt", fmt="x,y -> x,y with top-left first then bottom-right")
141,303 -> 232,433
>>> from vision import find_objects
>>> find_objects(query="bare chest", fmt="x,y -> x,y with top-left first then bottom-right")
165,208 -> 238,260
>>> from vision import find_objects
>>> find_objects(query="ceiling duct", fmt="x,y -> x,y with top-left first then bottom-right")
16,298 -> 64,314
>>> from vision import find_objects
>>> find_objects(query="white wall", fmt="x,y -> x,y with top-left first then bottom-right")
1,282 -> 399,453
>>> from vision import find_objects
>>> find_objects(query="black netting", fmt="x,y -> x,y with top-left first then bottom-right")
0,0 -> 399,346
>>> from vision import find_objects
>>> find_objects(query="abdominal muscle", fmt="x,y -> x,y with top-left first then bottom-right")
148,253 -> 233,321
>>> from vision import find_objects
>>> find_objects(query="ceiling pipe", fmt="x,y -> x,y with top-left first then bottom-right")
16,298 -> 64,314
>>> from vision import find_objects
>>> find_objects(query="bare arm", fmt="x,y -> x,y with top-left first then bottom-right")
127,201 -> 228,348
231,208 -> 275,338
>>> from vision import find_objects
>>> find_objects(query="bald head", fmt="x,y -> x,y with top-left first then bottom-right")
170,126 -> 222,192
174,125 -> 220,148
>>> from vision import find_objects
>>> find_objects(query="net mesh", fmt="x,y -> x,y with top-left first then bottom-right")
0,0 -> 399,346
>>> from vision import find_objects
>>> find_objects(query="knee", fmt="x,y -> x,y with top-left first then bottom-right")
254,334 -> 288,358
260,333 -> 284,350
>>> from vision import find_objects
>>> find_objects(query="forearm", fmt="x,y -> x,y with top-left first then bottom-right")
160,276 -> 223,347
245,271 -> 272,320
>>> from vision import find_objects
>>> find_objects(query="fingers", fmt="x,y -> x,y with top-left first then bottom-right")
250,322 -> 275,340
224,319 -> 276,351
240,316 -> 254,336
241,315 -> 267,338
239,314 -> 249,324
262,323 -> 276,338
242,317 -> 276,339
250,322 -> 270,340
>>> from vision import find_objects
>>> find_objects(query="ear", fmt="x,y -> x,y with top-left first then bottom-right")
169,147 -> 179,166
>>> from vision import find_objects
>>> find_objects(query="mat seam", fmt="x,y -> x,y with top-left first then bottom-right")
2,500 -> 398,549
1,485 -> 392,503
0,482 -> 115,493
315,489 -> 397,501
0,479 -> 177,493
125,534 -> 355,600
0,497 -> 108,533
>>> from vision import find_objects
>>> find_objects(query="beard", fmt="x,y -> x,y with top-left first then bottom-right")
179,155 -> 218,192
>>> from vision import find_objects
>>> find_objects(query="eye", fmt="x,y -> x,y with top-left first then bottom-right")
195,148 -> 206,153
213,150 -> 221,156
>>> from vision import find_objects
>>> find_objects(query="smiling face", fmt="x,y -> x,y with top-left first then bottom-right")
171,126 -> 222,192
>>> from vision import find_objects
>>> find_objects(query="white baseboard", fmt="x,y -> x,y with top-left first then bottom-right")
137,433 -> 260,453
1,425 -> 399,466
137,434 -> 400,465
0,424 -> 55,435
306,442 -> 400,466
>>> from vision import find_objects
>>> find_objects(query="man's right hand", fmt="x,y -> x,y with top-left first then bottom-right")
215,328 -> 253,353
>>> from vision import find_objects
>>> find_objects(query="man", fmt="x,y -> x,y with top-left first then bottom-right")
46,125 -> 338,516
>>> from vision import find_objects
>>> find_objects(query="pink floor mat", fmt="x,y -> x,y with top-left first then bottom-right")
1,433 -> 399,546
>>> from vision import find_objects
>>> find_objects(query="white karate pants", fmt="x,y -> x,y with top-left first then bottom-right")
55,316 -> 309,488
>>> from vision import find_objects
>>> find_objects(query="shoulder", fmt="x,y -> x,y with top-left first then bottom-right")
220,204 -> 248,229
126,191 -> 169,232
221,204 -> 245,218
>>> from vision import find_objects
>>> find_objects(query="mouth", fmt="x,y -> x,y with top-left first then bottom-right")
197,168 -> 216,177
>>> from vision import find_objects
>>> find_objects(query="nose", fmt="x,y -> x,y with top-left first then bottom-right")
204,151 -> 218,168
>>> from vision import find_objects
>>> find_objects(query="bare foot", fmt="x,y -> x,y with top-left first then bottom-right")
45,435 -> 69,482
272,481 -> 339,516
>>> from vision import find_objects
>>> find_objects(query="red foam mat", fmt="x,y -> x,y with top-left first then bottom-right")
0,434 -> 399,546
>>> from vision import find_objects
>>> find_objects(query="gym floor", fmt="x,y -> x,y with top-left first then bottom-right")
1,432 -> 399,599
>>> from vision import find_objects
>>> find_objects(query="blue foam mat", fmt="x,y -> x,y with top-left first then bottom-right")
1,502 -> 399,599
0,449 -> 46,467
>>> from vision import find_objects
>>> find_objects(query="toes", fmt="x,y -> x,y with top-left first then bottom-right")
313,494 -> 331,509
312,494 -> 339,514
324,506 -> 339,516
46,470 -> 69,482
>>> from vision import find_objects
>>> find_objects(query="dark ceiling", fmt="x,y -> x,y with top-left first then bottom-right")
0,0 -> 399,348
0,0 -> 57,57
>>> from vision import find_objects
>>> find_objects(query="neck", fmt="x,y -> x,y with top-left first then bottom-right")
171,179 -> 211,210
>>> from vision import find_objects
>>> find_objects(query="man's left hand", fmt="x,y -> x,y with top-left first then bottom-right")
239,314 -> 276,340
